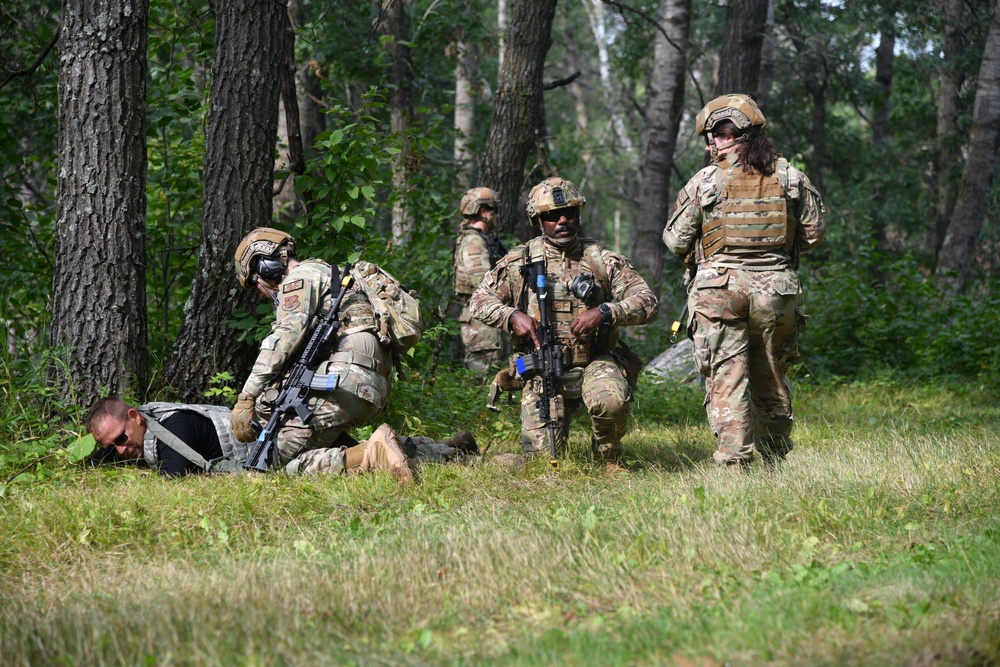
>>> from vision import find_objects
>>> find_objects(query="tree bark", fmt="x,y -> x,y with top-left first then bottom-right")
756,0 -> 775,108
934,0 -> 967,260
382,0 -> 414,247
935,0 -> 1000,295
714,0 -> 768,97
870,15 -> 895,255
454,35 -> 478,190
163,0 -> 288,402
480,0 -> 558,238
632,0 -> 689,297
50,0 -> 149,407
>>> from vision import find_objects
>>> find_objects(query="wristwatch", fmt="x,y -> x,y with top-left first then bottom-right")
598,303 -> 613,324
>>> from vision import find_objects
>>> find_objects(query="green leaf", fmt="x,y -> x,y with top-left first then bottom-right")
67,434 -> 96,463
417,629 -> 432,650
361,186 -> 375,201
350,216 -> 366,228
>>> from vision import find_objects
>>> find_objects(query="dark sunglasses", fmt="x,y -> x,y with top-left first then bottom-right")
539,208 -> 579,223
110,422 -> 129,449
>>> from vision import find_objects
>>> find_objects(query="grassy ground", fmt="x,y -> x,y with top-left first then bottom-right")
1,378 -> 998,666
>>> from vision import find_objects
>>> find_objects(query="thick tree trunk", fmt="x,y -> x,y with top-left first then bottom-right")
935,0 -> 1000,296
632,0 -> 689,297
714,0 -> 768,96
163,0 -> 288,402
383,0 -> 414,247
51,0 -> 149,406
934,0 -> 967,259
454,36 -> 478,190
480,0 -> 558,238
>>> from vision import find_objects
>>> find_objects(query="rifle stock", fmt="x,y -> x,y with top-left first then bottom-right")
244,263 -> 354,472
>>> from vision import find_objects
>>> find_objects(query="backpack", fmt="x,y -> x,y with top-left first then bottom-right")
350,260 -> 424,357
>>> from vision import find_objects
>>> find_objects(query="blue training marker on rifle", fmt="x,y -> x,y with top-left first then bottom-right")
537,275 -> 546,289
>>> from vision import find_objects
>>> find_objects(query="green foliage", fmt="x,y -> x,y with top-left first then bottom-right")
800,249 -> 1000,379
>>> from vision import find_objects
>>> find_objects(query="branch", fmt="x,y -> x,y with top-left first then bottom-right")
543,70 -> 581,91
0,31 -> 59,90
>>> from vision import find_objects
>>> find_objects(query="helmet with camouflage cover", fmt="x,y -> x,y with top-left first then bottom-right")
460,187 -> 499,217
525,177 -> 586,227
234,228 -> 297,288
695,94 -> 766,136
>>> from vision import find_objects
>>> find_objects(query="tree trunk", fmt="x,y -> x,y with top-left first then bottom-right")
714,0 -> 768,96
934,0 -> 967,260
935,0 -> 1000,296
383,0 -> 414,247
583,0 -> 634,157
50,0 -> 149,407
454,35 -> 478,189
163,0 -> 288,402
870,16 -> 895,254
756,0 -> 775,108
480,0 -> 558,238
632,0 -> 689,297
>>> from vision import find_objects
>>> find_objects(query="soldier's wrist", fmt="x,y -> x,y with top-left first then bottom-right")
598,303 -> 613,324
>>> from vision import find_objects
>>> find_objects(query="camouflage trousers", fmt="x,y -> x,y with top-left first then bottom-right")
689,267 -> 804,464
520,355 -> 631,460
254,367 -> 387,467
284,438 -> 470,475
458,300 -> 508,371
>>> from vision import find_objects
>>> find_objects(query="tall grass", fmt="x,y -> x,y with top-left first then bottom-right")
1,380 -> 998,666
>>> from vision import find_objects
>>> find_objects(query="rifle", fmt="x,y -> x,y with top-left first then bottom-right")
244,263 -> 354,472
514,260 -> 564,468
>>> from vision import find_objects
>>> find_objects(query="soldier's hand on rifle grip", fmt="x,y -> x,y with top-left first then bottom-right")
570,307 -> 604,337
510,311 -> 541,349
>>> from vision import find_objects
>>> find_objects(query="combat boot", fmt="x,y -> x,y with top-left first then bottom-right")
357,423 -> 415,483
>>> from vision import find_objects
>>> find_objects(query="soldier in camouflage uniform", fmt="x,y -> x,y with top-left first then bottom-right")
663,94 -> 826,467
453,187 -> 509,371
229,228 -> 414,481
470,177 -> 658,461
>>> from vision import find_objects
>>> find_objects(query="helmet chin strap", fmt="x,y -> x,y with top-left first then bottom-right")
257,280 -> 281,307
705,131 -> 743,160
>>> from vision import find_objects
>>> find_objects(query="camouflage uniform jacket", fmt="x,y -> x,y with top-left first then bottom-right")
453,222 -> 506,295
664,155 -> 826,270
469,235 -> 658,366
241,259 -> 388,399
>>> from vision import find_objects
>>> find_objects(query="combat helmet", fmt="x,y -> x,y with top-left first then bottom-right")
695,94 -> 766,136
525,177 -> 586,227
234,228 -> 297,288
460,187 -> 499,217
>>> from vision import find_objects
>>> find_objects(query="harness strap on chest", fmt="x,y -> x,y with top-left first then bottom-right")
142,414 -> 212,471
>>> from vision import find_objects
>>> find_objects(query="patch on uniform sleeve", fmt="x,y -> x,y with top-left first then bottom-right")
675,187 -> 691,209
283,279 -> 304,293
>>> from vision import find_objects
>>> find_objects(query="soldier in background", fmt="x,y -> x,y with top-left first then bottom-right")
470,177 -> 658,463
453,187 -> 509,371
663,94 -> 826,468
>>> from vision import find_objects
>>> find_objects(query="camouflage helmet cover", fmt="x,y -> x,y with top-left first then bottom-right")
695,94 -> 767,136
525,177 -> 586,224
234,228 -> 296,288
460,187 -> 499,216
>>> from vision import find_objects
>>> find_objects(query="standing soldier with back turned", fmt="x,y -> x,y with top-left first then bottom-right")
663,94 -> 826,468
453,187 -> 509,371
470,177 -> 658,463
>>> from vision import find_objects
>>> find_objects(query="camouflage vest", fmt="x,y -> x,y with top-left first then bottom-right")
518,237 -> 616,366
300,260 -> 377,338
138,402 -> 249,472
351,260 -> 424,357
453,227 -> 506,295
702,158 -> 794,258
